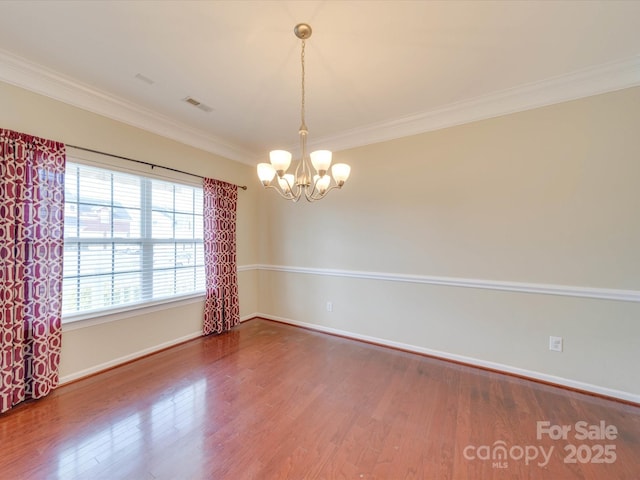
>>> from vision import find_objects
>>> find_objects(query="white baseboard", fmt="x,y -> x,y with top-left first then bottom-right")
59,331 -> 202,385
258,313 -> 640,404
240,312 -> 260,322
58,312 -> 638,404
60,315 -> 256,385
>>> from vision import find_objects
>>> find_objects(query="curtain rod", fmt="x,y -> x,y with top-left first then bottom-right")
67,144 -> 248,190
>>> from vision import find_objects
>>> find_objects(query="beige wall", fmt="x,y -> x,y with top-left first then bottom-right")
257,87 -> 640,400
0,81 -> 259,381
2,77 -> 638,401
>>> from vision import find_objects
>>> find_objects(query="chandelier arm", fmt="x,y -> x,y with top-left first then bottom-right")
325,184 -> 344,194
304,185 -> 315,202
306,190 -> 326,202
286,174 -> 303,201
307,172 -> 325,198
263,184 -> 295,200
308,179 -> 318,198
306,178 -> 326,201
307,183 -> 343,201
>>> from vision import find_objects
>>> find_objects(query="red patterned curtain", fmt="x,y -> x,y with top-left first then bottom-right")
0,129 -> 66,413
202,178 -> 240,335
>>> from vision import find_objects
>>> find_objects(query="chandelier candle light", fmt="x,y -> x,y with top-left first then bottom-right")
257,23 -> 351,202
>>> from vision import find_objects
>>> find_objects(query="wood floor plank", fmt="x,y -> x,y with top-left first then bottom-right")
1,318 -> 638,479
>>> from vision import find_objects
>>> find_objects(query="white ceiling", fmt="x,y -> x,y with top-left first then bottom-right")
0,1 -> 639,165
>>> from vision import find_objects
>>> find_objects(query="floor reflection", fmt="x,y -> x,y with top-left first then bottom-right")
56,378 -> 207,479
151,378 -> 207,441
57,412 -> 141,478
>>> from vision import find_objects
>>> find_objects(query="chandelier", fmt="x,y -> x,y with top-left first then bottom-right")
257,23 -> 351,202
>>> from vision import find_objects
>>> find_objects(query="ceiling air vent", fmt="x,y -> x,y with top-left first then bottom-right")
183,96 -> 213,113
134,73 -> 155,85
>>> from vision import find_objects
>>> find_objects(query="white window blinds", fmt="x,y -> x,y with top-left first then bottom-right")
62,161 -> 204,316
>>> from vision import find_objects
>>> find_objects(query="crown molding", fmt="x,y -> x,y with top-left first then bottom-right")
1,47 -> 638,163
309,55 -> 640,153
0,48 -> 255,165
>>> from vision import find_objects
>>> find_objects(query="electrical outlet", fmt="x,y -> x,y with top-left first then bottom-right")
549,336 -> 563,352
326,301 -> 333,312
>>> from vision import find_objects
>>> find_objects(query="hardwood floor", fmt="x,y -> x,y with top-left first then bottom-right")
1,318 -> 639,479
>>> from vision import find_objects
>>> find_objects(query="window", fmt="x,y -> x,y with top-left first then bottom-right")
62,161 -> 204,317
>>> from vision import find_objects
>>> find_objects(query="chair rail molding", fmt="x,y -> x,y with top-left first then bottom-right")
255,264 -> 640,303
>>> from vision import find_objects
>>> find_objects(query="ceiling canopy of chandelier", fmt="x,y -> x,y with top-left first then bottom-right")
257,23 -> 351,202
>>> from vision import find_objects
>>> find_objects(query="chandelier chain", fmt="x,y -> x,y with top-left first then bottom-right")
300,39 -> 306,130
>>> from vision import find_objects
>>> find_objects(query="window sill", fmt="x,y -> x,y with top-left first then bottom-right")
62,293 -> 205,332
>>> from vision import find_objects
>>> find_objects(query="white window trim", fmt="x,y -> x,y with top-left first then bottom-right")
62,292 -> 205,331
63,152 -> 205,323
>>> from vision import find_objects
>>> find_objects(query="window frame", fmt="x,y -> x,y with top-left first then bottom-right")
62,153 -> 206,325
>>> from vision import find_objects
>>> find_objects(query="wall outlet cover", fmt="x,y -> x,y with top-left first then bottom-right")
549,336 -> 563,352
